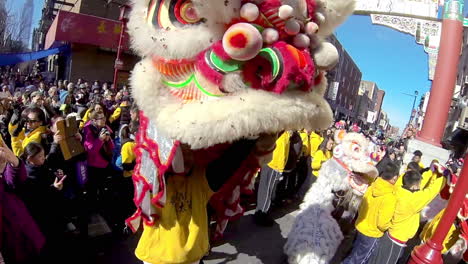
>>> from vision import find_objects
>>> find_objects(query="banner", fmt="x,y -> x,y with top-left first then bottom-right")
45,10 -> 129,50
355,0 -> 441,19
0,45 -> 70,66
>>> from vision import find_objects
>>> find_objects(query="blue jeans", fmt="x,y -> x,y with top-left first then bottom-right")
342,232 -> 379,264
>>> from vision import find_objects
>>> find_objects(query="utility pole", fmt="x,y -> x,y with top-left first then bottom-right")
409,1 -> 468,263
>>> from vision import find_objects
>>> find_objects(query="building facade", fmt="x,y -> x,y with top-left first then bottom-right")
20,0 -> 34,48
374,89 -> 385,126
34,0 -> 136,86
326,35 -> 362,122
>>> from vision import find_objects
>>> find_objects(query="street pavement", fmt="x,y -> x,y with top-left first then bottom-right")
204,203 -> 298,264
85,201 -> 301,264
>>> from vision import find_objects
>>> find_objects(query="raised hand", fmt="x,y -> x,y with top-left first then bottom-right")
0,140 -> 19,168
53,175 -> 67,191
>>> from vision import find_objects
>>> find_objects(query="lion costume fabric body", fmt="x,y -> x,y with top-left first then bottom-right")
285,131 -> 378,264
125,0 -> 356,263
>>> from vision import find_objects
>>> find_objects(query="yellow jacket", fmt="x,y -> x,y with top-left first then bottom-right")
311,149 -> 331,177
309,132 -> 323,156
396,170 -> 433,189
267,131 -> 290,172
121,140 -> 136,177
389,172 -> 446,242
299,130 -> 310,157
109,102 -> 130,123
80,108 -> 92,129
355,177 -> 397,238
135,166 -> 213,264
420,209 -> 460,253
10,125 -> 46,157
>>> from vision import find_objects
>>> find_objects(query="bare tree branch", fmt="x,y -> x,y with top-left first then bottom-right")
0,0 -> 29,53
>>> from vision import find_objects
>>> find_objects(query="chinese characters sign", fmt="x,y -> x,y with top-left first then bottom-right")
45,10 -> 129,50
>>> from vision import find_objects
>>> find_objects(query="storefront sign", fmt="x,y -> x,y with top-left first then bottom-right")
45,10 -> 129,50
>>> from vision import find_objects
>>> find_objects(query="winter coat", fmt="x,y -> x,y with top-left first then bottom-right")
83,123 -> 114,168
21,161 -> 65,238
355,177 -> 397,238
109,102 -> 131,126
389,172 -> 446,242
10,125 -> 47,157
0,162 -> 45,263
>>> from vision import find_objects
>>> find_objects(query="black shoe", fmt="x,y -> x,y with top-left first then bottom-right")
253,211 -> 274,226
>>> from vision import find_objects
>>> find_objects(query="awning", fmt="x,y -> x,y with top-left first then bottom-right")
0,45 -> 70,66
45,10 -> 130,50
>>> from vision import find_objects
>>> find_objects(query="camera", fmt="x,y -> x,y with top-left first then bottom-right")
100,128 -> 110,136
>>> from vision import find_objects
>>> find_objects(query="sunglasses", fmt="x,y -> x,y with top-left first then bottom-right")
26,119 -> 40,123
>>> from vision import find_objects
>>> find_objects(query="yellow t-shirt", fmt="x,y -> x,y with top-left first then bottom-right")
309,132 -> 323,156
135,167 -> 214,264
299,130 -> 310,156
121,141 -> 137,177
311,149 -> 331,177
267,131 -> 290,172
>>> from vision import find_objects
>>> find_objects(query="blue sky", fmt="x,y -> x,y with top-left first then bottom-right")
335,15 -> 432,130
8,0 -> 468,130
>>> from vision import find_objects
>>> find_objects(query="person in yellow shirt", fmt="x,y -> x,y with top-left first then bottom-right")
10,107 -> 47,157
109,96 -> 131,126
368,167 -> 446,264
311,136 -> 334,177
296,130 -> 311,194
254,131 -> 290,226
343,163 -> 400,264
136,136 -> 274,264
309,130 -> 323,156
80,102 -> 106,129
395,161 -> 434,189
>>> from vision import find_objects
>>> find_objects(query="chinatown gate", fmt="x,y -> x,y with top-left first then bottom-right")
353,1 -> 468,263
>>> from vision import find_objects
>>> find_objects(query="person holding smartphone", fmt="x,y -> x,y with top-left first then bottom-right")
82,109 -> 115,233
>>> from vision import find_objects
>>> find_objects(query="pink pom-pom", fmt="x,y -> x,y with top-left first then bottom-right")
240,3 -> 260,22
305,22 -> 319,35
222,23 -> 263,61
293,34 -> 310,49
262,28 -> 279,44
278,5 -> 294,20
284,19 -> 300,35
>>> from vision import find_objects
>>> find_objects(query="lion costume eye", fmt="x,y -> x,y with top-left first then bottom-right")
350,142 -> 360,153
147,0 -> 202,30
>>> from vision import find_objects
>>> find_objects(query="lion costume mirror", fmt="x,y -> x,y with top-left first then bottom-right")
125,0 -> 356,264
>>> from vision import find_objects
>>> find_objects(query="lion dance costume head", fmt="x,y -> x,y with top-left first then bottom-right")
126,0 -> 356,239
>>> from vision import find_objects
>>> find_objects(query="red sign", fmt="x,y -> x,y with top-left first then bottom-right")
45,10 -> 130,50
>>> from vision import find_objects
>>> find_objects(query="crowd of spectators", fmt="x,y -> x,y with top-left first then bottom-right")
0,70 -> 139,264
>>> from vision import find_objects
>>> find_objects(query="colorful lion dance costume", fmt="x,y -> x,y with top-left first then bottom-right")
125,0 -> 355,263
285,130 -> 378,264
